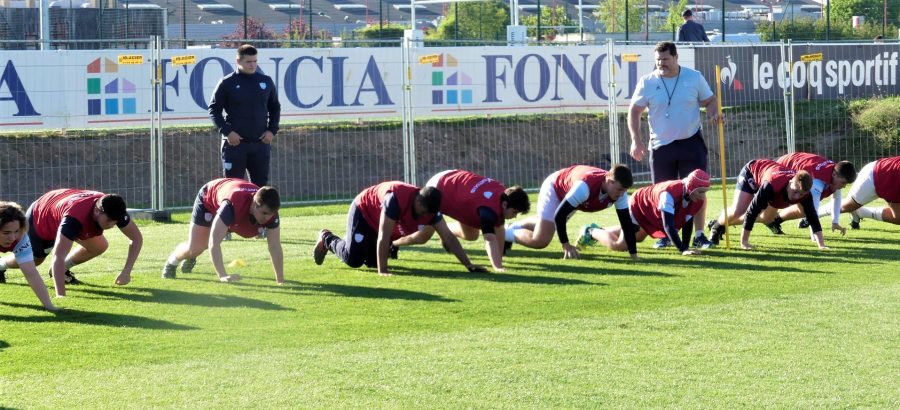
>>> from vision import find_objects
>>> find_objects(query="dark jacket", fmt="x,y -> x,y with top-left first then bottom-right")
208,70 -> 281,141
678,20 -> 710,42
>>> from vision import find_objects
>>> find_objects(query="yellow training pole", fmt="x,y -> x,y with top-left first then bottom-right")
715,65 -> 731,249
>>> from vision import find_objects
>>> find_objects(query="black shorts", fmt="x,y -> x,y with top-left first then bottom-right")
737,161 -> 759,194
649,131 -> 709,183
191,185 -> 214,227
25,203 -> 55,260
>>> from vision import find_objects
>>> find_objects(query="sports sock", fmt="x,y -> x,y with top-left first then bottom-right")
694,230 -> 704,238
64,258 -> 76,270
855,207 -> 884,221
504,226 -> 518,243
0,259 -> 8,271
819,203 -> 834,217
167,254 -> 180,266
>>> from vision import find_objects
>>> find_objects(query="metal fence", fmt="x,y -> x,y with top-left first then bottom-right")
1,39 -> 897,210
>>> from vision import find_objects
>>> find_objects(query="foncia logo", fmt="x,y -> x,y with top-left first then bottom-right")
86,57 -> 138,115
430,53 -> 473,105
720,55 -> 744,91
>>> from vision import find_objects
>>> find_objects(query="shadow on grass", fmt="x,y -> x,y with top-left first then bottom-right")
0,302 -> 197,330
655,255 -> 827,274
76,285 -> 293,311
388,266 -> 599,285
515,259 -> 679,277
173,277 -> 459,302
0,340 -> 8,350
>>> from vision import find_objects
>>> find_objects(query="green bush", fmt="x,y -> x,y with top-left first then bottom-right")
756,19 -> 896,41
354,24 -> 406,46
850,96 -> 900,148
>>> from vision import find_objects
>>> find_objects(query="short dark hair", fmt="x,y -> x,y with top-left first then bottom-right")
794,171 -> 813,191
611,164 -> 634,189
834,161 -> 857,183
655,41 -> 678,57
99,194 -> 128,222
418,186 -> 442,214
682,9 -> 693,18
502,186 -> 530,214
237,44 -> 258,59
255,186 -> 281,212
0,201 -> 26,231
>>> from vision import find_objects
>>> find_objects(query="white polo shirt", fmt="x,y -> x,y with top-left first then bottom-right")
631,66 -> 714,150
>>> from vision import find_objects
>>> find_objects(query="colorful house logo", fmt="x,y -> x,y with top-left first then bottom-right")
86,58 -> 137,115
430,53 -> 473,105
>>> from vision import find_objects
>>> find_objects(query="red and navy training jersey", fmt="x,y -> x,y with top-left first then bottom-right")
202,178 -> 278,238
750,159 -> 801,209
874,156 -> 900,203
776,152 -> 836,198
553,165 -> 612,212
434,170 -> 505,228
630,180 -> 704,239
356,182 -> 438,241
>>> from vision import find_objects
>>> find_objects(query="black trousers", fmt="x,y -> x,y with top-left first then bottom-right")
650,131 -> 708,183
221,140 -> 271,187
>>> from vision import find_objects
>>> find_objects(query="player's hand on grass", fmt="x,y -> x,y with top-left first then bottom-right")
219,274 -> 242,283
832,223 -> 846,236
378,271 -> 392,276
740,242 -> 753,250
226,131 -> 241,146
818,245 -> 830,250
629,253 -> 640,260
561,243 -> 580,259
260,131 -> 275,144
682,249 -> 700,256
114,272 -> 131,286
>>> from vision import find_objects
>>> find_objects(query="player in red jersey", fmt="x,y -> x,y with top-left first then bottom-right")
504,165 -> 637,259
313,182 -> 484,275
764,152 -> 856,235
819,156 -> 900,228
579,169 -> 710,256
0,202 -> 57,310
708,159 -> 824,250
396,170 -> 530,272
162,178 -> 283,283
0,189 -> 141,296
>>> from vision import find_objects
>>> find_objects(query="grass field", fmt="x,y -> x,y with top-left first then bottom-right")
1,188 -> 898,408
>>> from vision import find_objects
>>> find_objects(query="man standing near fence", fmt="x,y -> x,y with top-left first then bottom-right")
209,44 -> 281,240
628,41 -> 722,250
677,10 -> 710,42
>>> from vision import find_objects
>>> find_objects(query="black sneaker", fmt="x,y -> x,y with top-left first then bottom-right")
60,270 -> 81,285
766,221 -> 785,235
850,219 -> 861,230
389,245 -> 399,260
162,263 -> 177,279
709,221 -> 725,245
0,269 -> 6,284
798,218 -> 810,229
503,241 -> 513,256
313,229 -> 330,265
180,258 -> 196,273
692,233 -> 714,249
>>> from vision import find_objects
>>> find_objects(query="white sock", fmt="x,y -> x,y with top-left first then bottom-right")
64,258 -> 76,269
694,230 -> 704,238
0,260 -> 8,271
504,226 -> 518,243
856,207 -> 884,221
817,202 -> 832,216
167,255 -> 180,266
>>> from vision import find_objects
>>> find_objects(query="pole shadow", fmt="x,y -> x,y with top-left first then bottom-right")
516,260 -> 679,277
0,302 -> 197,330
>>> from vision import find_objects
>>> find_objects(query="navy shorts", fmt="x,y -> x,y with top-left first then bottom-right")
221,140 -> 271,187
191,185 -> 214,228
650,131 -> 708,183
736,161 -> 759,194
25,203 -> 55,260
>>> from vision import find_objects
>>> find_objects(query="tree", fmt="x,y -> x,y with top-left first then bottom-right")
827,0 -> 897,29
520,5 -> 575,41
429,1 -> 510,41
659,0 -> 689,33
220,17 -> 276,48
594,0 -> 644,33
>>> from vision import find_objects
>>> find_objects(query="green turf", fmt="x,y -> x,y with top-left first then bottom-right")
1,188 -> 898,408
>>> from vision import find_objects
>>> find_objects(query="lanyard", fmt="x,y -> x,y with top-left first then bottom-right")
660,66 -> 681,117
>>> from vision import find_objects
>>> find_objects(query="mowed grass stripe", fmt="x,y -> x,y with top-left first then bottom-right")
1,282 -> 896,408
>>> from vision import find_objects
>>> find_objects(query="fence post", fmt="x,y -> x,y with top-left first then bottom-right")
779,40 -> 794,154
150,36 -> 160,210
154,36 -> 166,209
607,39 -> 620,167
401,36 -> 416,185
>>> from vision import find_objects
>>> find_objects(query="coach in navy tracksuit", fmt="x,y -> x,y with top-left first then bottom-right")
208,44 -> 281,187
677,9 -> 709,42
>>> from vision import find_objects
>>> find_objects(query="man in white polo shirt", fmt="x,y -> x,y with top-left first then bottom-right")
628,41 -> 722,249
